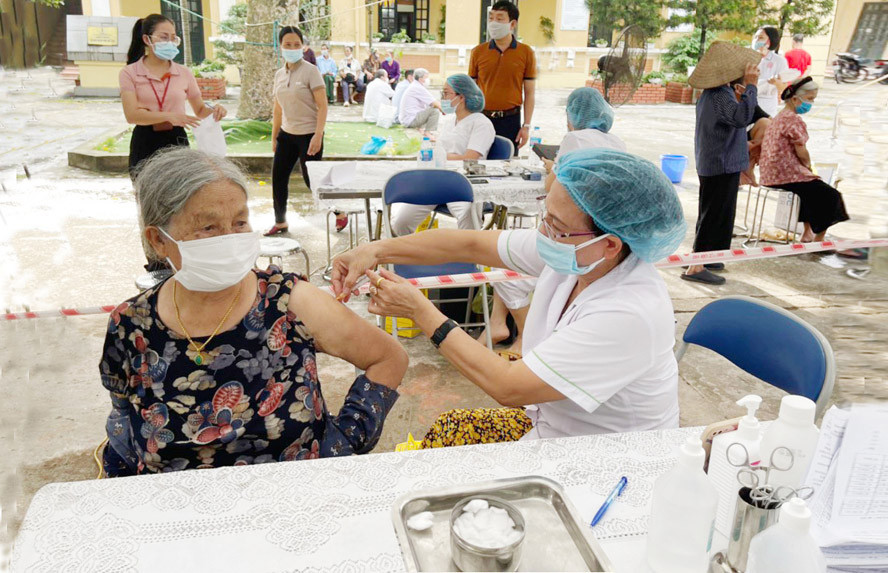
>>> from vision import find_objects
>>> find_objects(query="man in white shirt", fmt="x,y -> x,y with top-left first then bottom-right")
391,68 -> 414,124
398,68 -> 443,137
331,148 -> 687,442
362,69 -> 394,123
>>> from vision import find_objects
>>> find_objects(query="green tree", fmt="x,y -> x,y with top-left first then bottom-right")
668,0 -> 762,58
584,0 -> 668,42
759,0 -> 835,38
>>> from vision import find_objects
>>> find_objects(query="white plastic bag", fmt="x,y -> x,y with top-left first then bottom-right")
193,116 -> 227,156
376,103 -> 397,129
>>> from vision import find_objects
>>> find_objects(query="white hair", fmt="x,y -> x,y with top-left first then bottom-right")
414,68 -> 429,80
134,147 -> 249,261
795,79 -> 819,96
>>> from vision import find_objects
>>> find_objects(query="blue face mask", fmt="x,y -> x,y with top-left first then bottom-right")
441,97 -> 458,114
753,40 -> 767,50
282,49 -> 304,63
795,101 -> 812,114
386,57 -> 393,63
153,42 -> 180,61
535,231 -> 611,275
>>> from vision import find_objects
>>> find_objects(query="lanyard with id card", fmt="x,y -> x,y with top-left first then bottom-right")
151,73 -> 174,131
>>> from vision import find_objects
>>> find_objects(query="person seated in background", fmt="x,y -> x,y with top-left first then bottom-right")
759,77 -> 849,242
301,36 -> 316,66
363,69 -> 394,123
338,46 -> 364,107
486,87 -> 626,360
316,43 -> 338,104
399,68 -> 443,138
99,148 -> 407,477
380,49 -> 401,87
362,49 -> 380,85
332,149 -> 687,445
391,68 -> 414,124
390,74 -> 494,237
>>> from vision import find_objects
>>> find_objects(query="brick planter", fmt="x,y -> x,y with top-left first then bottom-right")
584,79 -> 665,105
196,77 -> 226,100
665,82 -> 694,104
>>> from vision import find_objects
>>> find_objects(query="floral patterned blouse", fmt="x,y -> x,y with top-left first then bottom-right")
100,267 -> 399,477
759,108 -> 818,186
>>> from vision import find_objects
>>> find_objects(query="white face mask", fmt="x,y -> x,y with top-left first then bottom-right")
160,228 -> 260,292
487,20 -> 512,41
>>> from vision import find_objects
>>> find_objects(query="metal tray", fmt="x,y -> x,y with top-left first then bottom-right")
392,475 -> 613,572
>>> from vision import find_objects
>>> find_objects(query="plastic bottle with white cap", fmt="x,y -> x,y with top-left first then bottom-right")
708,394 -> 763,537
759,395 -> 820,489
745,497 -> 827,573
646,437 -> 718,573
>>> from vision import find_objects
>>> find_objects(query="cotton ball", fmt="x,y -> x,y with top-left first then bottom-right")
453,503 -> 521,549
463,499 -> 490,514
407,511 -> 435,531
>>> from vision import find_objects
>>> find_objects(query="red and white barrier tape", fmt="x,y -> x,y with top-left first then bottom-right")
2,238 -> 884,321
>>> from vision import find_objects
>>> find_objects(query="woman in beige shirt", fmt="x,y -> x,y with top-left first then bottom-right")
266,26 -> 328,236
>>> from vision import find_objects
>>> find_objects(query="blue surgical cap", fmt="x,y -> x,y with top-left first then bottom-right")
566,87 -> 614,133
446,74 -> 485,113
554,148 -> 687,262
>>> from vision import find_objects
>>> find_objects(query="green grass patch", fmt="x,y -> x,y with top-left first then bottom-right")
95,120 -> 420,156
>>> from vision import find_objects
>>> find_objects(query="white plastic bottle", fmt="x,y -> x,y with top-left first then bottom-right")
647,437 -> 719,573
709,395 -> 763,538
746,498 -> 827,573
418,136 -> 433,167
434,139 -> 447,168
528,126 -> 542,166
759,395 -> 820,489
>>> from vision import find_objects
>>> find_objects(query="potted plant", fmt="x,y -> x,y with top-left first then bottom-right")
372,32 -> 385,41
643,71 -> 666,85
421,31 -> 436,44
539,16 -> 555,45
595,39 -> 608,48
191,59 -> 227,99
391,28 -> 411,44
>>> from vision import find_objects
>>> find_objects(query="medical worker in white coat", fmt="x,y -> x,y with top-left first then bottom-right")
331,149 -> 687,445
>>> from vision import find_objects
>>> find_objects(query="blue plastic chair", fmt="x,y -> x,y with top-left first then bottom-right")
675,296 -> 835,418
487,135 -> 515,160
382,169 -> 492,348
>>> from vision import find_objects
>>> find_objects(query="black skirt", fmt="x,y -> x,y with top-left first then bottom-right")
774,179 -> 850,234
128,124 -> 189,179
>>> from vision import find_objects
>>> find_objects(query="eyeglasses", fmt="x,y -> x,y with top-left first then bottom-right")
150,35 -> 181,46
538,199 -> 597,240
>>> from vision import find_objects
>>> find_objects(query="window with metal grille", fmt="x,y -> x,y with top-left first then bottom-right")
416,0 -> 429,37
849,2 -> 888,60
159,0 -> 205,64
379,0 -> 397,41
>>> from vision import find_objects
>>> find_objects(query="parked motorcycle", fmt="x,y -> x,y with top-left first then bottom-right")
833,51 -> 872,83
876,59 -> 888,85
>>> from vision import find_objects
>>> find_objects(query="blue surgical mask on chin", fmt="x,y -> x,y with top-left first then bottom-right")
753,40 -> 767,51
282,49 -> 304,63
795,101 -> 812,114
153,42 -> 180,61
536,232 -> 611,275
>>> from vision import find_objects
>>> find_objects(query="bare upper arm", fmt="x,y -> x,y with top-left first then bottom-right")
120,91 -> 143,122
498,360 -> 566,407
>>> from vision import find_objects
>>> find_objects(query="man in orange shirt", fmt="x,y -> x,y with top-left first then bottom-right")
468,1 -> 536,152
784,34 -> 812,75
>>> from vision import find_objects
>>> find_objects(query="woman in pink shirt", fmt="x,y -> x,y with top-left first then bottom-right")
759,77 -> 848,242
119,14 -> 227,178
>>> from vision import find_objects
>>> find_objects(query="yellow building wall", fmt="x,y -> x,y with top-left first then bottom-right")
516,0 -> 551,48
118,0 -> 160,17
75,60 -> 126,89
445,0 -> 482,45
430,0 -> 445,41
331,0 -> 370,55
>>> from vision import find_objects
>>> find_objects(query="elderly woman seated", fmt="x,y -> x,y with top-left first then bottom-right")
100,148 -> 407,476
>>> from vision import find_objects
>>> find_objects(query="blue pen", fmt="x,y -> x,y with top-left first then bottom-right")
590,476 -> 628,527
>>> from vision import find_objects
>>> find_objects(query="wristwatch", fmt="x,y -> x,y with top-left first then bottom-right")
430,319 -> 460,348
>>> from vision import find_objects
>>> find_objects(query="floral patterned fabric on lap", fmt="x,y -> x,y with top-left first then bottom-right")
99,266 -> 398,477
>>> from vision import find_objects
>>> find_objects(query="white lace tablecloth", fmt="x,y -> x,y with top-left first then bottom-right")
12,427 -> 703,573
308,160 -> 546,211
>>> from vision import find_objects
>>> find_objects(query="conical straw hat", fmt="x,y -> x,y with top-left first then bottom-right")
688,41 -> 763,89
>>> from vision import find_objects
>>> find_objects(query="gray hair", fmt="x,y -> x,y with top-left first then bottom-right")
414,68 -> 429,80
796,78 -> 819,96
374,69 -> 387,80
134,147 -> 249,261
792,33 -> 804,43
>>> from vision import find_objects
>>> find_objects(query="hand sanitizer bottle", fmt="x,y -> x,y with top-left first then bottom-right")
746,498 -> 827,573
759,395 -> 820,489
647,437 -> 719,573
709,395 -> 763,538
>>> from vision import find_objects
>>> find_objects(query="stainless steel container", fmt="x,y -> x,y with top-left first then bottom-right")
449,496 -> 526,572
725,487 -> 780,571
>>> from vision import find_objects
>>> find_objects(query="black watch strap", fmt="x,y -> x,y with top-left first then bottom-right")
430,319 -> 460,348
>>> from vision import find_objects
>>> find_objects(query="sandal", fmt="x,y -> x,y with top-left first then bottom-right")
681,269 -> 726,285
497,350 -> 522,361
264,224 -> 288,236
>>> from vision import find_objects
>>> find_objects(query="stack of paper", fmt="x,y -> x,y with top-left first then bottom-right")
805,405 -> 888,571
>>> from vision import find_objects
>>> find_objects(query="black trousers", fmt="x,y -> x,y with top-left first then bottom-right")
774,179 -> 850,234
128,125 -> 188,179
272,130 -> 323,224
489,113 -> 522,156
694,172 -> 741,253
